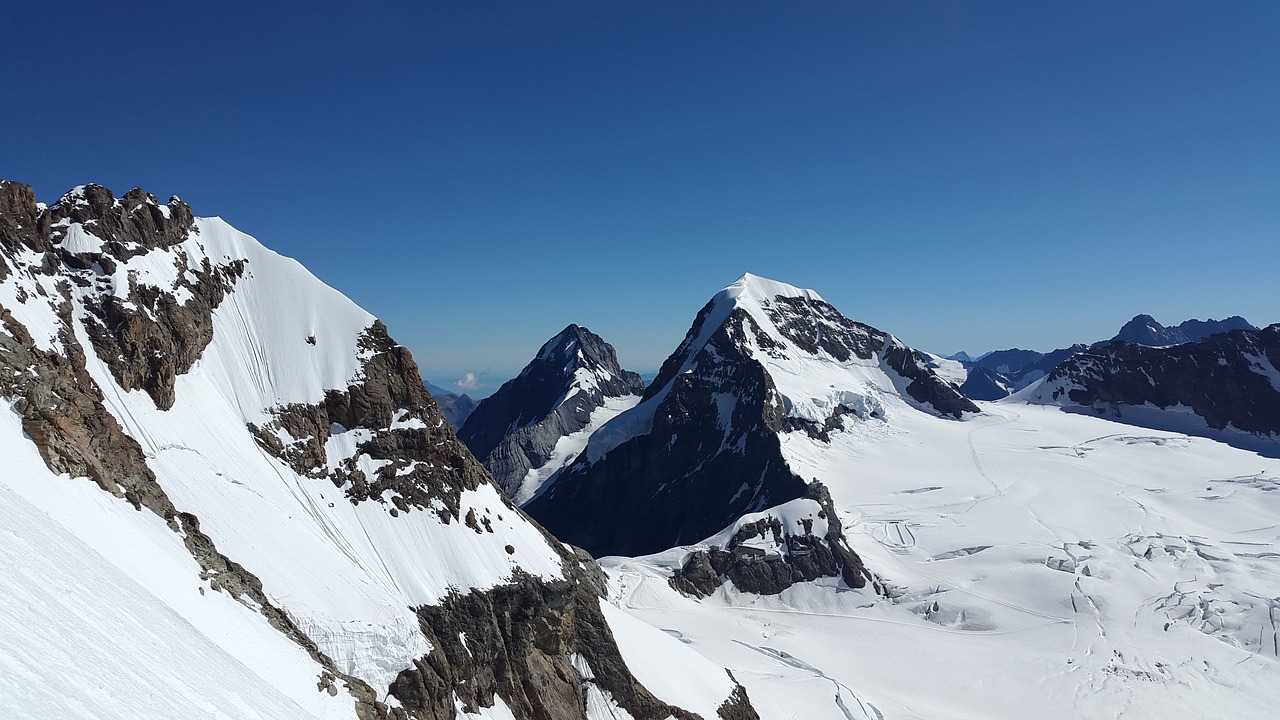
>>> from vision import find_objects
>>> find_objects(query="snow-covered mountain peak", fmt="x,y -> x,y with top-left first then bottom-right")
525,274 -> 976,558
460,324 -> 644,502
532,323 -> 622,380
721,272 -> 825,306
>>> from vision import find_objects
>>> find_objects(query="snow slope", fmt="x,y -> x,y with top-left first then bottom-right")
0,411 -> 359,720
1,183 -> 752,719
601,400 -> 1280,719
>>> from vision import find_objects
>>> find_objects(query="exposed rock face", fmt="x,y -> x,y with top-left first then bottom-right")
957,345 -> 1088,401
527,308 -> 810,558
248,322 -> 493,521
1112,313 -> 1257,347
459,324 -> 643,501
392,565 -> 743,720
1036,325 -> 1280,438
670,483 -> 879,598
882,342 -> 983,418
0,181 -> 387,719
526,275 -> 976,559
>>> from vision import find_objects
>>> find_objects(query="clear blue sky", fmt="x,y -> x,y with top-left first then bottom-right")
3,2 -> 1277,396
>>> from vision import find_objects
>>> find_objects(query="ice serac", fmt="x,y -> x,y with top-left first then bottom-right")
1111,313 -> 1257,347
1032,325 -> 1280,447
0,180 -> 759,720
525,273 -> 978,558
458,324 -> 644,503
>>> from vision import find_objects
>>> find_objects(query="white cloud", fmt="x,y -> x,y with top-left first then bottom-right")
455,372 -> 480,391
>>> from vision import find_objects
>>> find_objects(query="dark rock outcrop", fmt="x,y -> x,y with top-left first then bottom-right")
3,180 -> 761,720
1039,325 -> 1280,439
670,483 -> 879,598
248,322 -> 492,521
393,565 -> 742,720
425,382 -> 477,429
459,325 -> 643,498
526,308 -> 812,558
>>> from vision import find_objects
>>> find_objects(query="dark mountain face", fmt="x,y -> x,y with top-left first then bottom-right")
524,275 -> 977,559
424,382 -> 477,429
0,180 -> 761,720
1037,325 -> 1280,441
1112,314 -> 1257,347
457,325 -> 643,499
526,307 -> 811,557
958,345 -> 1089,401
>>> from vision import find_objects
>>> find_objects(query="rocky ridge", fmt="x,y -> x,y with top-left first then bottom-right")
1034,325 -> 1280,441
1111,313 -> 1256,347
0,180 -> 759,720
525,274 -> 977,559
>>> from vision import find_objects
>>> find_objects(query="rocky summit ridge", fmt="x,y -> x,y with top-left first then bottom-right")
0,180 -> 759,720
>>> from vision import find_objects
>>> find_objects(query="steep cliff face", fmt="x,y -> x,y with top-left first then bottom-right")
459,324 -> 644,503
1033,325 -> 1280,442
525,274 -> 977,559
0,180 -> 758,720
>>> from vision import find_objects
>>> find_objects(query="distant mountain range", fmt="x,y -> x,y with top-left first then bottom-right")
424,381 -> 477,428
951,314 -> 1260,401
1111,314 -> 1256,347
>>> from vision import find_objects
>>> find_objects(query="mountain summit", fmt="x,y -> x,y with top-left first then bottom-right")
524,273 -> 978,558
458,324 -> 644,502
1111,313 -> 1256,347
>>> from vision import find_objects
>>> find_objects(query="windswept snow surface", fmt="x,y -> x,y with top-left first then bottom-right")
601,401 -> 1280,720
0,412 -> 358,720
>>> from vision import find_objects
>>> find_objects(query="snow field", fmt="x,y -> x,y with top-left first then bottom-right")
603,402 -> 1280,719
0,411 -> 358,720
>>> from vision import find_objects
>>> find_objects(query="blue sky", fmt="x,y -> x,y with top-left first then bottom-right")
3,2 -> 1277,396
